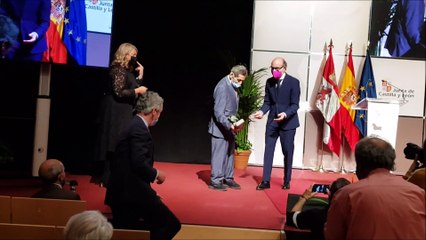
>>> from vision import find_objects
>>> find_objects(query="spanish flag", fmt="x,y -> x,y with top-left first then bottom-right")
43,0 -> 87,65
338,45 -> 360,150
42,0 -> 67,63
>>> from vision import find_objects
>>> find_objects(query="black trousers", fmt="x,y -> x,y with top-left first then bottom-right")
111,197 -> 181,240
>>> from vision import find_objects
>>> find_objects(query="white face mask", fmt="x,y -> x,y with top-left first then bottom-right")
230,74 -> 243,89
231,81 -> 241,89
151,118 -> 159,126
150,109 -> 161,126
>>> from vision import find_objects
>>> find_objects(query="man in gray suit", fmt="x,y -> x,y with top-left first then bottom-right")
208,65 -> 248,191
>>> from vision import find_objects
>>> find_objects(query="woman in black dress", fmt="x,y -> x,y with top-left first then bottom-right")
95,42 -> 147,185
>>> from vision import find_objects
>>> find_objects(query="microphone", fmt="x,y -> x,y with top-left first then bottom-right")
381,80 -> 406,103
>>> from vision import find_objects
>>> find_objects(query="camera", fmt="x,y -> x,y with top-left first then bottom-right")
312,184 -> 330,194
404,143 -> 424,161
67,180 -> 78,192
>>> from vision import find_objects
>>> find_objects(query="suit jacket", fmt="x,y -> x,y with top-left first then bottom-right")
32,184 -> 81,200
105,115 -> 158,207
385,0 -> 425,57
208,76 -> 238,140
0,0 -> 50,54
260,74 -> 300,130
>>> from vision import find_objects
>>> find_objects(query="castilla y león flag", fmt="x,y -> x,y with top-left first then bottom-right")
315,46 -> 341,156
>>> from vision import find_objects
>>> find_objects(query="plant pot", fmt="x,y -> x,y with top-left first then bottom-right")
234,149 -> 251,170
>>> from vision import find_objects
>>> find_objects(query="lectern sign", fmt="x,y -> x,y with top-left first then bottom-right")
352,98 -> 402,147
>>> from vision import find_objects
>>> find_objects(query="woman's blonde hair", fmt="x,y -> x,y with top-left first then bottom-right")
111,42 -> 137,68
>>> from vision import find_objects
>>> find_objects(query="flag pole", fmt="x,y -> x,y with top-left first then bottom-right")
324,38 -> 331,173
315,40 -> 332,173
339,41 -> 353,174
339,137 -> 347,174
364,42 -> 370,136
316,140 -> 325,172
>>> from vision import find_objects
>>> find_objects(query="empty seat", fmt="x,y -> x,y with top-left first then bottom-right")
11,196 -> 86,226
0,195 -> 11,223
0,223 -> 57,240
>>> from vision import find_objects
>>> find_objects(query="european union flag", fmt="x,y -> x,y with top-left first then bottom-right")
354,50 -> 377,137
63,0 -> 87,65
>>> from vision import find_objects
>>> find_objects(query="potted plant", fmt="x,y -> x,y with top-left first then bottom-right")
233,67 -> 267,169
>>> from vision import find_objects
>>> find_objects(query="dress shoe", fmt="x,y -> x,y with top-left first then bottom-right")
223,179 -> 241,190
208,183 -> 227,191
256,181 -> 270,190
282,183 -> 291,189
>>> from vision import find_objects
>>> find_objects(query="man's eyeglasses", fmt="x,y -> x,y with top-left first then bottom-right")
270,66 -> 283,70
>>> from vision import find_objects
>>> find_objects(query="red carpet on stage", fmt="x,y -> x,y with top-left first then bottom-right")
0,162 -> 356,230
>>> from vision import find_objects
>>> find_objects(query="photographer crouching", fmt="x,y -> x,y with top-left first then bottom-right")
403,140 -> 426,190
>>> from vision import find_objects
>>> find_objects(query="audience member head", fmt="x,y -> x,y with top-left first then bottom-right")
64,210 -> 113,240
38,159 -> 66,186
404,142 -> 424,163
328,178 -> 351,203
135,91 -> 164,127
355,136 -> 396,180
422,139 -> 426,166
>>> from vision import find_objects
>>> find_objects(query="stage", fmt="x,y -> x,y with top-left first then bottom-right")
0,162 -> 356,231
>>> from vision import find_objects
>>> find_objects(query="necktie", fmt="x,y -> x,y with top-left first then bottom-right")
276,79 -> 282,97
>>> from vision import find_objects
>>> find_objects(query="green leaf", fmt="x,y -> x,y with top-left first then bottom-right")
235,67 -> 268,151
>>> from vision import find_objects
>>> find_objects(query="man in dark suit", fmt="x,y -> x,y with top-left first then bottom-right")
105,91 -> 181,240
32,159 -> 81,200
385,0 -> 425,58
0,0 -> 50,61
208,65 -> 247,191
255,57 -> 300,190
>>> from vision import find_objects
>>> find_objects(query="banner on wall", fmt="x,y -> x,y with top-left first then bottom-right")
371,57 -> 425,117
